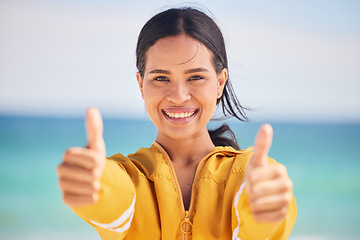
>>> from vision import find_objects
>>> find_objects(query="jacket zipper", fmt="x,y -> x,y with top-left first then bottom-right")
154,143 -> 238,239
182,159 -> 207,239
157,144 -> 209,239
180,210 -> 192,239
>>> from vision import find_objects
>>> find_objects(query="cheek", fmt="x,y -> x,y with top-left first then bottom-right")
193,83 -> 218,105
142,85 -> 164,114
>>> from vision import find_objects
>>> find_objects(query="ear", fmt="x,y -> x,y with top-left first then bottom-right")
217,68 -> 228,99
136,72 -> 144,99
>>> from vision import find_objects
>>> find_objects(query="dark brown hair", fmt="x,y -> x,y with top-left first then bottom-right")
136,7 -> 248,150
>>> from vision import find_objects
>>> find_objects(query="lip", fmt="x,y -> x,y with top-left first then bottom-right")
162,108 -> 199,124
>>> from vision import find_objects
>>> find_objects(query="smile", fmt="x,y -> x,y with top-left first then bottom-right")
162,109 -> 198,119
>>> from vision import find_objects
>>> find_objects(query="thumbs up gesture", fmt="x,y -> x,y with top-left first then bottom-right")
245,124 -> 293,223
57,107 -> 106,208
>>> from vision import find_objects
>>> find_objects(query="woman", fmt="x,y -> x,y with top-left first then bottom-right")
57,7 -> 296,239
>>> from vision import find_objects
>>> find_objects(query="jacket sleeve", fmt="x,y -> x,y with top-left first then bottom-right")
72,158 -> 136,239
232,159 -> 297,240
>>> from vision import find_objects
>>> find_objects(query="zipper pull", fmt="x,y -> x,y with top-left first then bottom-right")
180,211 -> 193,235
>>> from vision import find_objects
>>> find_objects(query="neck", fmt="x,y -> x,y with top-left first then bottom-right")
155,128 -> 215,167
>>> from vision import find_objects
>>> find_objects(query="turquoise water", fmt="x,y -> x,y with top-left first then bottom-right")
0,116 -> 359,239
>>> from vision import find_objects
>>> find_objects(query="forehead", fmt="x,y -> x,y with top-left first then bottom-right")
145,35 -> 214,71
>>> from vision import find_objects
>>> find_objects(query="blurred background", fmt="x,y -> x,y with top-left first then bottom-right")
0,0 -> 359,239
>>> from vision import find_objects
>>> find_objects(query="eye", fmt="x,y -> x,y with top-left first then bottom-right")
153,76 -> 169,82
188,75 -> 204,81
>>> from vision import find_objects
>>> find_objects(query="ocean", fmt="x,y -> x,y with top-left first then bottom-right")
0,115 -> 359,240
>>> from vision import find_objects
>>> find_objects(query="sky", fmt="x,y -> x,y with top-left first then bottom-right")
0,0 -> 359,122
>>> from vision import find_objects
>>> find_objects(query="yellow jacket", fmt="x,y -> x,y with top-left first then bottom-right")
74,142 -> 297,239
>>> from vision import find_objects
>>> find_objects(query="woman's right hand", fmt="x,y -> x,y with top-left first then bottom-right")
57,107 -> 106,208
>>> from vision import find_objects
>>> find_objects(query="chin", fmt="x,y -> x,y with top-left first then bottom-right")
160,125 -> 206,142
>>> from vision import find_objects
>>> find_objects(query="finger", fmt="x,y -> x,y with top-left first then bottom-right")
249,177 -> 293,199
63,192 -> 99,208
252,206 -> 288,223
251,192 -> 293,213
57,163 -> 99,183
85,107 -> 105,152
59,178 -> 101,195
63,147 -> 100,170
250,124 -> 273,168
247,164 -> 288,184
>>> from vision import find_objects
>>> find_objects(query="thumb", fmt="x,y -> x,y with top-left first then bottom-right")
249,124 -> 273,168
85,107 -> 105,153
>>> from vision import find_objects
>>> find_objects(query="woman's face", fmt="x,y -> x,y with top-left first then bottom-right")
137,34 -> 227,141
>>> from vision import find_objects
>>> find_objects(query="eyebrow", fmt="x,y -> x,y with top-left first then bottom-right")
149,69 -> 170,74
148,67 -> 209,75
184,67 -> 209,74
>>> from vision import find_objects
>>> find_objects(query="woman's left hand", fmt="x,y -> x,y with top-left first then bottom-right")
245,124 -> 293,223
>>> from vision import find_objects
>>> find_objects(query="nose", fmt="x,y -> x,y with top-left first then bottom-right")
166,82 -> 191,105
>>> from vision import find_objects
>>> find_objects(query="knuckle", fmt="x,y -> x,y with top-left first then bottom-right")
89,181 -> 99,192
289,179 -> 294,189
58,178 -> 66,189
284,192 -> 292,204
62,193 -> 73,206
93,167 -> 103,179
90,169 -> 98,180
89,193 -> 99,204
284,180 -> 292,189
94,181 -> 101,192
57,164 -> 65,175
62,149 -> 70,158
56,165 -> 62,175
278,207 -> 287,220
278,165 -> 287,175
63,148 -> 74,159
273,165 -> 284,176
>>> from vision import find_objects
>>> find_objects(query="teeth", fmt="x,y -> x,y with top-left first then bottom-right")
164,111 -> 195,118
